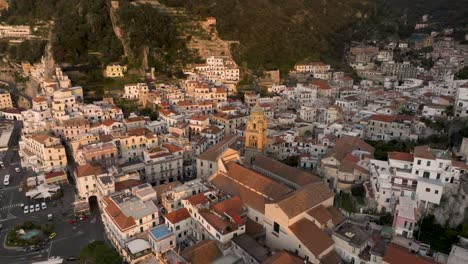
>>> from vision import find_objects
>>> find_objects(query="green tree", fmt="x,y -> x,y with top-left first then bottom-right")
456,67 -> 468,80
79,241 -> 122,264
281,155 -> 300,167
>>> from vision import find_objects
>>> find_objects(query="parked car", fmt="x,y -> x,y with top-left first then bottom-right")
15,167 -> 21,173
66,256 -> 78,261
35,204 -> 40,211
29,205 -> 34,213
41,202 -> 47,210
48,233 -> 57,240
80,215 -> 89,221
24,206 -> 29,214
69,219 -> 76,224
48,214 -> 53,221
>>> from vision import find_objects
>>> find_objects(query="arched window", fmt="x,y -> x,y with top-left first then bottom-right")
253,123 -> 257,130
250,136 -> 257,148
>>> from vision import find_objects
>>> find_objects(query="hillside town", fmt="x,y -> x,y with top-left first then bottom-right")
0,2 -> 467,264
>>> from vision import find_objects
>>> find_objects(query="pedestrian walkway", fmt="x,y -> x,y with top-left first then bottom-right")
0,203 -> 22,210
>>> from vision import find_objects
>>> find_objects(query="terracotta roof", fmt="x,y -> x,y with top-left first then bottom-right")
181,240 -> 222,264
102,119 -> 117,127
75,164 -> 103,178
31,133 -> 55,144
44,170 -> 66,179
276,182 -> 334,219
165,208 -> 190,224
186,193 -> 208,206
383,243 -> 435,264
324,136 -> 374,161
253,155 -> 320,188
311,80 -> 331,90
306,204 -> 333,225
161,143 -> 183,153
369,114 -> 414,123
201,125 -> 222,135
103,197 -> 136,231
199,210 -> 237,234
451,160 -> 468,171
321,250 -> 342,264
289,218 -> 334,257
326,206 -> 346,225
115,179 -> 144,192
225,162 -> 293,201
62,117 -> 89,127
32,96 -> 47,103
262,251 -> 304,264
211,196 -> 243,216
388,152 -> 414,162
124,116 -> 145,123
197,134 -> 237,161
413,145 -> 435,160
190,115 -> 209,121
210,172 -> 271,213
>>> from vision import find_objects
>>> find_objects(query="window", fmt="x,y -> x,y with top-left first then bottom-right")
425,188 -> 430,192
273,222 -> 280,233
435,190 -> 439,194
176,225 -> 180,230
436,173 -> 441,180
417,160 -> 421,165
426,161 -> 431,166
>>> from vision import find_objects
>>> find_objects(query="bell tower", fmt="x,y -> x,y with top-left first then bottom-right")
244,103 -> 267,166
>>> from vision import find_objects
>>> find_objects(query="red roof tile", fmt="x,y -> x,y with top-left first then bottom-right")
165,208 -> 190,224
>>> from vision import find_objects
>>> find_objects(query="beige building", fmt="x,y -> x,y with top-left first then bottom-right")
76,142 -> 119,167
19,133 -> 68,173
294,62 -> 331,74
264,182 -> 338,264
143,143 -> 184,185
194,56 -> 240,84
0,90 -> 13,110
320,136 -> 375,190
54,117 -> 90,141
210,112 -> 247,135
74,164 -> 104,199
112,128 -> 158,164
101,184 -> 159,262
105,65 -> 127,78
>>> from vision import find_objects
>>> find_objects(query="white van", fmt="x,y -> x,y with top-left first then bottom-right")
3,174 -> 10,186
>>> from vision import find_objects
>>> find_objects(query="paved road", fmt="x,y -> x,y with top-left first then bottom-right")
0,120 -> 108,263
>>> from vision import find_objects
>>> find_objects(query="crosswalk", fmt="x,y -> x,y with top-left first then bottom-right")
0,203 -> 22,210
0,213 -> 16,222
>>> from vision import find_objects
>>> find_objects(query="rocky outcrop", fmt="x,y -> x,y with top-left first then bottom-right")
431,176 -> 468,228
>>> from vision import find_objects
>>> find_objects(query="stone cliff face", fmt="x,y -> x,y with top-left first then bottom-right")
109,5 -> 131,60
430,177 -> 468,228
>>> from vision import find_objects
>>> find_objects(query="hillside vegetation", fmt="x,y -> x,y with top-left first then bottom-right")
1,0 -> 467,75
161,0 -> 400,73
115,1 -> 195,74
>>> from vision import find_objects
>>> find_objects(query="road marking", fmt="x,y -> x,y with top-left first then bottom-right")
47,241 -> 53,260
0,203 -> 22,210
0,213 -> 16,222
